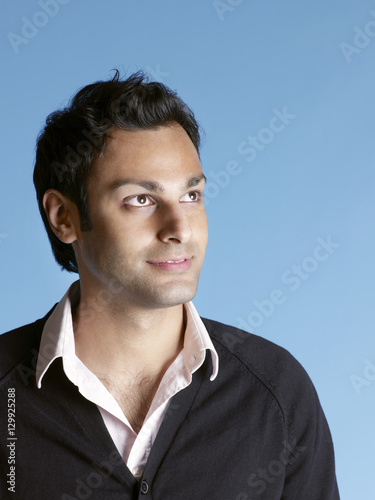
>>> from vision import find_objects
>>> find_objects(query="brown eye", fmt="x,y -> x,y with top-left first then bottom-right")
125,195 -> 154,207
180,191 -> 201,203
137,195 -> 147,204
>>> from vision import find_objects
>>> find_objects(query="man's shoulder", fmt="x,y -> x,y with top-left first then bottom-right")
202,316 -> 297,364
0,307 -> 55,382
202,317 -> 316,403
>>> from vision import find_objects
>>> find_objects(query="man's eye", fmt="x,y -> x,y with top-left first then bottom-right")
180,191 -> 201,203
125,195 -> 155,207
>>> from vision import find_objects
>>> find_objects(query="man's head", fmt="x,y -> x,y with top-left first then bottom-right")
34,71 -> 207,308
34,70 -> 201,273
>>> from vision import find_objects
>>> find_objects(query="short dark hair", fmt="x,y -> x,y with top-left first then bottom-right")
33,70 -> 202,273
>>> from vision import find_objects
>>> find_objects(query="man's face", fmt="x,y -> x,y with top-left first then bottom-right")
73,124 -> 208,309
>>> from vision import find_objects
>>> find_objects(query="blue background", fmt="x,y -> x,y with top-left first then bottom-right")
1,1 -> 374,497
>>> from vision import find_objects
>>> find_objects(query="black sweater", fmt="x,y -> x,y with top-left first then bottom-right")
0,309 -> 339,499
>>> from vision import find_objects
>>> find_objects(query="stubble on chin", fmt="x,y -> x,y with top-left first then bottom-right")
91,249 -> 204,309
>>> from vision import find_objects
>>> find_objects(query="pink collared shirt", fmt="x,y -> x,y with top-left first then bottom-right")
36,282 -> 219,479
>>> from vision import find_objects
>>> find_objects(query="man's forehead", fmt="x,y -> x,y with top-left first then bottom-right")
94,124 -> 199,163
90,125 -> 203,189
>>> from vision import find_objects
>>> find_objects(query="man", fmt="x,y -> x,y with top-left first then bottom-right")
0,71 -> 340,499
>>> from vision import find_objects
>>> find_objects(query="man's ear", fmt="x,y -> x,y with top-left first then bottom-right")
43,190 -> 80,244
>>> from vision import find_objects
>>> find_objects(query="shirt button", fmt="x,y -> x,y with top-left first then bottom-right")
141,480 -> 149,494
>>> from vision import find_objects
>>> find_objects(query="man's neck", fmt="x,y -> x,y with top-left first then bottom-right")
71,282 -> 185,382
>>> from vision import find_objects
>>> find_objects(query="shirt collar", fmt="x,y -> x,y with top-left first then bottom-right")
36,284 -> 76,388
183,302 -> 218,381
36,282 -> 219,388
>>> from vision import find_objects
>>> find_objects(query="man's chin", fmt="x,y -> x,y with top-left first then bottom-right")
143,284 -> 199,309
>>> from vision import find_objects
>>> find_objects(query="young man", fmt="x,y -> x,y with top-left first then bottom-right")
0,72 -> 340,499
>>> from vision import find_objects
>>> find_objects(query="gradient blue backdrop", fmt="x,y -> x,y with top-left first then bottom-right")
1,1 -> 374,498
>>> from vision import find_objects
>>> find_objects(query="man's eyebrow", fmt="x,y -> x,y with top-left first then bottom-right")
112,179 -> 164,192
112,174 -> 206,192
186,174 -> 206,189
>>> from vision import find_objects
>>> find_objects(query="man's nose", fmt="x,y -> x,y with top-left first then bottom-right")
157,205 -> 192,244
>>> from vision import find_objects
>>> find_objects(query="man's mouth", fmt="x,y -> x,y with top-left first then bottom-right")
147,258 -> 192,270
162,259 -> 186,263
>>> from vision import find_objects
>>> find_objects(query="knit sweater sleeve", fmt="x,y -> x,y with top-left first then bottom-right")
206,318 -> 340,499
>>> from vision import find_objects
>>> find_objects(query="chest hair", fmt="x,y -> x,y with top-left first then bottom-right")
100,372 -> 162,434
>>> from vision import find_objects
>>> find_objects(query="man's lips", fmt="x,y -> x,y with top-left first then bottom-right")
146,257 -> 192,271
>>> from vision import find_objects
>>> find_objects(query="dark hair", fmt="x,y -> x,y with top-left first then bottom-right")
33,70 -> 202,273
